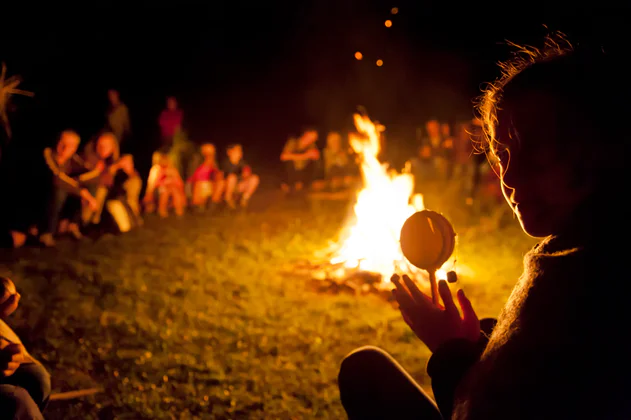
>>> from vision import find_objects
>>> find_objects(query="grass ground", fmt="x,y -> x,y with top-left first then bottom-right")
0,187 -> 536,419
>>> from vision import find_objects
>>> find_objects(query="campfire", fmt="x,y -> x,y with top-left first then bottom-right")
310,113 -> 450,298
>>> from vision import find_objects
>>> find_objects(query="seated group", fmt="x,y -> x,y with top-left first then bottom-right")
41,130 -> 259,246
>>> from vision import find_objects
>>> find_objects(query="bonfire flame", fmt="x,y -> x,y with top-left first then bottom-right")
331,113 -> 425,282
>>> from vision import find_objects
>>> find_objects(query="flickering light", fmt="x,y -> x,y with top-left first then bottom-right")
385,20 -> 392,27
376,59 -> 383,66
391,7 -> 399,14
355,51 -> 363,60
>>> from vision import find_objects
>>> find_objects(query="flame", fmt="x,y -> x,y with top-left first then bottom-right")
331,113 -> 424,282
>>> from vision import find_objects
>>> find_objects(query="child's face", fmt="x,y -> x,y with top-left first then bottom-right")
426,120 -> 440,137
201,144 -> 216,159
0,279 -> 20,318
97,135 -> 116,159
495,91 -> 594,237
228,147 -> 242,163
57,133 -> 80,161
108,90 -> 120,105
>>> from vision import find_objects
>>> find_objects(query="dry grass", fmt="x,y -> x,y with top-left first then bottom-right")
0,188 -> 535,419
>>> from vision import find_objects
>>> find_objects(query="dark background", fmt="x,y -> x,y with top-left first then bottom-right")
1,2 -> 629,225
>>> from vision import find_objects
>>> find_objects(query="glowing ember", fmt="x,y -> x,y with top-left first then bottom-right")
331,113 -> 425,282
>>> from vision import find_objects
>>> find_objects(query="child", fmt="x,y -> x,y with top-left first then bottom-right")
338,34 -> 630,419
222,144 -> 260,209
81,132 -> 143,226
0,277 -> 51,419
280,128 -> 320,193
187,143 -> 225,210
143,151 -> 186,217
40,130 -> 99,246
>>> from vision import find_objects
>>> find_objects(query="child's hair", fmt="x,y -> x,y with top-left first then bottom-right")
152,150 -> 170,166
226,144 -> 242,152
475,31 -> 627,188
0,277 -> 13,301
59,130 -> 80,141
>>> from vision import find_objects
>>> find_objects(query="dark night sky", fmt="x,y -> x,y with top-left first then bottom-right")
1,2 -> 630,178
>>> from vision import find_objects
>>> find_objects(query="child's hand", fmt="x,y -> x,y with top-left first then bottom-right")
80,189 -> 98,211
0,343 -> 26,377
392,274 -> 480,353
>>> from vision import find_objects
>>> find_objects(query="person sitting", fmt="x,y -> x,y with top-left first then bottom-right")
187,143 -> 225,211
323,131 -> 355,191
280,128 -> 320,193
40,130 -> 99,247
221,144 -> 260,210
337,34 -> 631,420
81,132 -> 143,227
0,277 -> 51,420
143,151 -> 186,218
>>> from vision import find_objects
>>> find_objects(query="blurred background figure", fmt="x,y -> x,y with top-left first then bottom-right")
323,131 -> 355,191
105,89 -> 131,152
187,143 -> 225,211
143,151 -> 186,218
158,96 -> 183,150
222,144 -> 260,209
280,128 -> 320,194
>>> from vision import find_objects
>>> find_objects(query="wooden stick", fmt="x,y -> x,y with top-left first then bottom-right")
49,388 -> 102,401
428,270 -> 438,305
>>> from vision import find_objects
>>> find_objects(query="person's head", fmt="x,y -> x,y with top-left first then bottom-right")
478,33 -> 626,238
227,144 -> 243,164
425,119 -> 440,137
299,128 -> 318,147
326,132 -> 342,151
166,96 -> 178,111
0,277 -> 20,318
108,89 -> 120,106
201,143 -> 216,161
56,130 -> 80,162
152,151 -> 171,168
440,122 -> 451,137
96,132 -> 119,160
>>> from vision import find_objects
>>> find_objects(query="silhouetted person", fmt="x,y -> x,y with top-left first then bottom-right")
338,34 -> 630,420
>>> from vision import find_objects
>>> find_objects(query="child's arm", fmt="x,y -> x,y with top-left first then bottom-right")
43,148 -> 82,194
143,166 -> 160,201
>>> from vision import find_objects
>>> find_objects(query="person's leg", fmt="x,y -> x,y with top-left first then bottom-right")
91,186 -> 109,224
3,362 -> 51,412
211,179 -> 225,204
338,346 -> 442,420
157,188 -> 170,218
172,188 -> 186,216
191,181 -> 208,207
224,174 -> 238,208
282,162 -> 295,192
42,187 -> 68,235
123,175 -> 143,218
0,385 -> 44,420
239,175 -> 260,207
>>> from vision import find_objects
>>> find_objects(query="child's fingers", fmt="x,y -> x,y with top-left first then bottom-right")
457,289 -> 479,326
438,280 -> 458,316
402,275 -> 433,306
